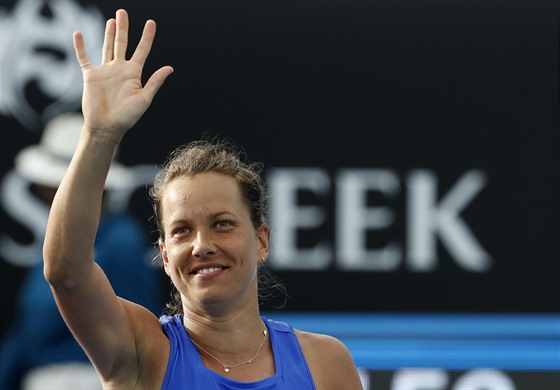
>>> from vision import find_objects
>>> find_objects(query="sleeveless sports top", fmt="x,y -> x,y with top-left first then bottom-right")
159,315 -> 316,389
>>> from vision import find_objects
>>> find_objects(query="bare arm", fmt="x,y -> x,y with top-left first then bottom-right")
43,8 -> 173,383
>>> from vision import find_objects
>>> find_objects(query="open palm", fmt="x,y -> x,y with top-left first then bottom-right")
74,9 -> 173,139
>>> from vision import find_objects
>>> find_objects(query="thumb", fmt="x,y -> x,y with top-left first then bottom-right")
143,66 -> 174,105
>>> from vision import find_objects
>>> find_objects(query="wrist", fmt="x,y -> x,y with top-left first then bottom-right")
81,125 -> 124,148
77,127 -> 123,165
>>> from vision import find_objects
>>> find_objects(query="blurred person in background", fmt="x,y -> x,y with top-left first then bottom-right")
0,112 -> 164,390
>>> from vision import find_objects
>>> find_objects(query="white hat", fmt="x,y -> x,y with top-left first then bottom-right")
14,113 -> 132,189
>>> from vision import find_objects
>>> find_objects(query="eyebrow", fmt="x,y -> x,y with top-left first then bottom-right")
209,211 -> 237,220
167,211 -> 237,225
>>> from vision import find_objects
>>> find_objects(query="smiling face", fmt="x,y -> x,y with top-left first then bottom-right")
159,172 -> 269,313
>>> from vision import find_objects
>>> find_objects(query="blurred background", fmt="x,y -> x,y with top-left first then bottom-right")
1,0 -> 558,389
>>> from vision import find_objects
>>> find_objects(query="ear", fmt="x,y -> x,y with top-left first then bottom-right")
257,224 -> 270,262
159,239 -> 170,276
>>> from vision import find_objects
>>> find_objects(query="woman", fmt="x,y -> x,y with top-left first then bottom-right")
43,9 -> 363,389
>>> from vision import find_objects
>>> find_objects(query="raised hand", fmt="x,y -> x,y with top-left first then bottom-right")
73,9 -> 173,140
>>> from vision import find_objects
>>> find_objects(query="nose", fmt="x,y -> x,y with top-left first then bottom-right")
192,230 -> 216,258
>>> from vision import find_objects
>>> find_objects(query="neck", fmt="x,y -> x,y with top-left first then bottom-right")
183,303 -> 264,355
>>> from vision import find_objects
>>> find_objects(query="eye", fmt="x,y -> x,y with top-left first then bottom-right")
172,226 -> 190,236
215,220 -> 233,230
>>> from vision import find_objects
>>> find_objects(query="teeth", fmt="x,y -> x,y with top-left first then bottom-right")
197,267 -> 221,274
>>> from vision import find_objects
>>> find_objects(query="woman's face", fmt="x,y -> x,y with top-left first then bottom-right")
159,172 -> 269,312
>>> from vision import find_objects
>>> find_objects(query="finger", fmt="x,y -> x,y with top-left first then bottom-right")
142,66 -> 174,105
101,18 -> 116,63
73,31 -> 92,70
130,19 -> 156,66
114,9 -> 129,60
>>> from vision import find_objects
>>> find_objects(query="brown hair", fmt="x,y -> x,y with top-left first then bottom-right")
149,139 -> 284,315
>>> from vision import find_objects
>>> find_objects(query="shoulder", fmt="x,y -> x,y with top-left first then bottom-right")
159,314 -> 184,334
294,330 -> 351,364
295,330 -> 363,390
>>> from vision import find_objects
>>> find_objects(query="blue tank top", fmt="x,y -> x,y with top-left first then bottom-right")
159,315 -> 316,389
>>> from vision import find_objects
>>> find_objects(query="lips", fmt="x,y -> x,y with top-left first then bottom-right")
196,267 -> 222,275
191,264 -> 228,275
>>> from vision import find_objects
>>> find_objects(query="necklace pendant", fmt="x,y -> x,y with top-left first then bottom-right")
224,366 -> 230,373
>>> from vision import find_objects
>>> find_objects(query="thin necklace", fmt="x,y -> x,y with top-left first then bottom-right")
189,327 -> 268,373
